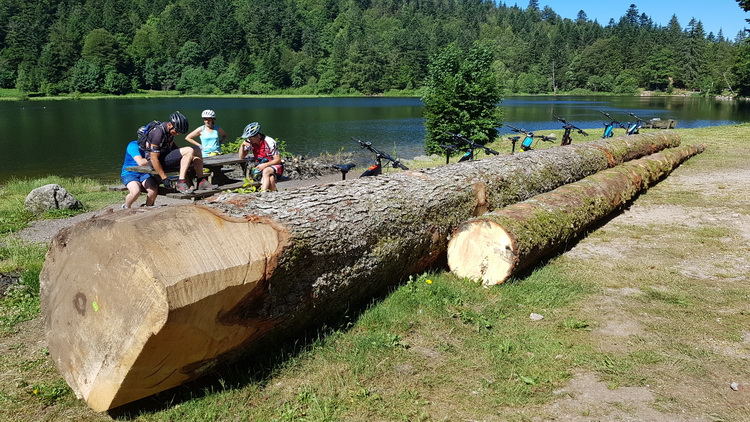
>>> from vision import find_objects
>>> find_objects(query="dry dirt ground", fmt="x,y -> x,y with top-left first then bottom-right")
5,150 -> 750,421
528,156 -> 750,421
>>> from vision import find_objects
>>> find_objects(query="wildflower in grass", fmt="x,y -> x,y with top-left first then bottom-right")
425,279 -> 433,284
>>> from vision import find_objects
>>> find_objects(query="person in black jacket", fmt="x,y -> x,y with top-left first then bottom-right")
142,111 -> 217,193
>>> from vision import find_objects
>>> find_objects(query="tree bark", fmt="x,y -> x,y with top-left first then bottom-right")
447,143 -> 705,285
39,131 -> 681,411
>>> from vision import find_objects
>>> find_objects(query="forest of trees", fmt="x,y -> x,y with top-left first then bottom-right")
1,0 -> 749,97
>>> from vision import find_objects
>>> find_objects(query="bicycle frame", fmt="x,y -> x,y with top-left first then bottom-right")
625,112 -> 646,135
361,159 -> 382,177
352,137 -> 409,177
507,125 -> 533,151
445,131 -> 500,162
599,111 -> 624,139
554,116 -> 589,146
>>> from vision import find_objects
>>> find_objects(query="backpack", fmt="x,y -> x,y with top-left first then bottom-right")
136,120 -> 162,152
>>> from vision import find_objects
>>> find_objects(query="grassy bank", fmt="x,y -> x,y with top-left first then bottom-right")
1,125 -> 748,420
0,88 -> 423,102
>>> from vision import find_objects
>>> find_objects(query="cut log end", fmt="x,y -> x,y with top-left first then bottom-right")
447,219 -> 515,286
40,205 -> 286,411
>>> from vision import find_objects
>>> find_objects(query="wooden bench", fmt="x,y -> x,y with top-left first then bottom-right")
163,180 -> 261,199
122,154 -> 251,195
117,154 -> 292,200
111,179 -> 262,200
115,154 -> 255,199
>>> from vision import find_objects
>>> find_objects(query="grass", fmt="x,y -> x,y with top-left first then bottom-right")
0,176 -> 122,237
0,124 -> 749,420
0,177 -> 121,332
107,268 -> 592,421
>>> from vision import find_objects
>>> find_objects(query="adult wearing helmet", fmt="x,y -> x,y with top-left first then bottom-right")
238,122 -> 284,192
185,109 -> 227,157
143,111 -> 217,193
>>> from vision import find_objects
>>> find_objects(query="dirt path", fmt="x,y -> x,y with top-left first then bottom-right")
528,146 -> 750,421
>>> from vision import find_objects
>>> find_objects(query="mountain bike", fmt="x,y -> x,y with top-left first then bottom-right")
352,137 -> 409,177
444,131 -> 500,162
625,112 -> 647,135
506,125 -> 556,153
553,115 -> 589,146
599,111 -> 625,139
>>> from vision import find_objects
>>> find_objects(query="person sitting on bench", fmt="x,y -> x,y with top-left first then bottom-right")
238,122 -> 284,192
120,140 -> 157,208
142,111 -> 218,193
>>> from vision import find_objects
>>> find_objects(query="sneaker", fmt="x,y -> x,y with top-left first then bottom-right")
175,179 -> 193,193
197,178 -> 218,190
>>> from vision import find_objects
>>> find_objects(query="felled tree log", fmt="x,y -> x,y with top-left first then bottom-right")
40,131 -> 681,411
447,143 -> 705,285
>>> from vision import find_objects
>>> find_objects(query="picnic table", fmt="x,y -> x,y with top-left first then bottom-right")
124,153 -> 257,199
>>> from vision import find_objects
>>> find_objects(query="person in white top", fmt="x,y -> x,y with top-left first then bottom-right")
185,109 -> 227,157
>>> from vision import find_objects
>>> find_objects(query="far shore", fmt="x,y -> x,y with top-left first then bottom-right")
1,88 -> 743,102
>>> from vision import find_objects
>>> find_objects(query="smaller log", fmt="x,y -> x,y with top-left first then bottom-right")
447,144 -> 706,285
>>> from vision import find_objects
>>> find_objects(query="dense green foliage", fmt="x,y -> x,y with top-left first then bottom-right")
0,1 -> 747,96
423,42 -> 502,154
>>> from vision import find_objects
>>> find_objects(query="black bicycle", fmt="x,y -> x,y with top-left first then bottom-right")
444,131 -> 500,162
553,116 -> 589,146
351,137 -> 409,177
506,124 -> 556,153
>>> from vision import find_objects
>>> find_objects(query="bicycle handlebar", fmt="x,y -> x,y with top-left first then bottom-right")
508,125 -> 556,142
626,111 -> 646,123
599,110 -> 624,127
352,137 -> 409,170
538,134 -> 556,142
506,124 -> 530,136
553,116 -> 589,136
445,131 -> 500,156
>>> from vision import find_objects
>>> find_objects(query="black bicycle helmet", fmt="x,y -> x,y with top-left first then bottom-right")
242,122 -> 261,138
169,111 -> 189,134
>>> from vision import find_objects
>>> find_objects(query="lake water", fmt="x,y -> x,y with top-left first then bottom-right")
1,95 -> 747,183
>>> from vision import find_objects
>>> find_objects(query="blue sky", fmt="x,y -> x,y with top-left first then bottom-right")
526,0 -> 749,39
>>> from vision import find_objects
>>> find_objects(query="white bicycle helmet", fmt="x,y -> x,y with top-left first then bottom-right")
242,122 -> 261,138
201,109 -> 216,119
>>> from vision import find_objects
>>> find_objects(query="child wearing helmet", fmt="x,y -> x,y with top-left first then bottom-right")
120,140 -> 158,208
185,109 -> 227,157
238,122 -> 284,192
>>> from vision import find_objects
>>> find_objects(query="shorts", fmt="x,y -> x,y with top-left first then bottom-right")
160,148 -> 184,171
269,164 -> 283,177
121,172 -> 153,186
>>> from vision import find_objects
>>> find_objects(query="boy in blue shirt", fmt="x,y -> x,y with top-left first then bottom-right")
120,140 -> 158,208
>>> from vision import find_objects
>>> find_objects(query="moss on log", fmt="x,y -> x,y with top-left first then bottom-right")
447,143 -> 706,285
